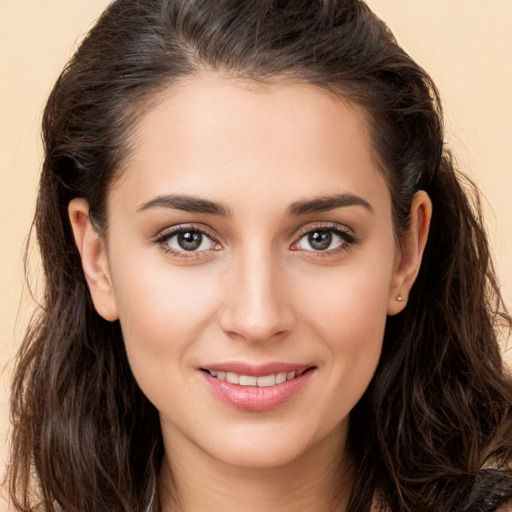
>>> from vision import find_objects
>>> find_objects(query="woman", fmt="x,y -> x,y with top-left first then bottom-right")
6,0 -> 512,511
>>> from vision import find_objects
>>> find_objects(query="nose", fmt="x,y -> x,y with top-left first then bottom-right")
219,247 -> 294,344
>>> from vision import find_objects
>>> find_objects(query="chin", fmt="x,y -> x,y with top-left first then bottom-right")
211,440 -> 310,470
199,419 -> 346,470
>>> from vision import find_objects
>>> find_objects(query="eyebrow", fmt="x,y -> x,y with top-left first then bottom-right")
137,194 -> 231,216
136,192 -> 373,217
286,193 -> 374,216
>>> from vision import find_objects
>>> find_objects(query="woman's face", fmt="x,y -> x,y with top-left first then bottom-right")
72,74 -> 429,470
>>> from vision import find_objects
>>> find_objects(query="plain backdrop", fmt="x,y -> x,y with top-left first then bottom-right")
1,0 -> 511,495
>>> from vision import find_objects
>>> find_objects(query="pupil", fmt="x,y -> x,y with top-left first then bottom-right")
308,231 -> 332,250
178,231 -> 202,251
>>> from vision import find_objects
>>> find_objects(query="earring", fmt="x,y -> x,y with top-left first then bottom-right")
396,294 -> 405,302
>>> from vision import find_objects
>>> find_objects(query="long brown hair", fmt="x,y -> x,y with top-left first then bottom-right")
7,1 -> 512,511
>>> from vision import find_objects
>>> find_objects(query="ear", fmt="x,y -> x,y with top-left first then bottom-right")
387,190 -> 432,316
68,198 -> 119,321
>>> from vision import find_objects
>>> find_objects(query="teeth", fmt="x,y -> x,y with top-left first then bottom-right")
276,372 -> 287,384
239,375 -> 257,386
207,369 -> 303,386
257,374 -> 276,387
225,372 -> 239,384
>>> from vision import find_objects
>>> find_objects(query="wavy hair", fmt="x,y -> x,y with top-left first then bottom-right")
7,0 -> 512,511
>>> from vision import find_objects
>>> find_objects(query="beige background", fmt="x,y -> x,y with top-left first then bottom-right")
1,0 -> 511,500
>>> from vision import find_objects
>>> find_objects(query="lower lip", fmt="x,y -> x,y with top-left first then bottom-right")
200,369 -> 314,412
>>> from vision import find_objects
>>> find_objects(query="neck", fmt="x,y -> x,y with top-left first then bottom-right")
158,426 -> 354,512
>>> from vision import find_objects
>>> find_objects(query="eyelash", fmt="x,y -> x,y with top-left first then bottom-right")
154,224 -> 221,260
292,223 -> 359,257
153,223 -> 359,260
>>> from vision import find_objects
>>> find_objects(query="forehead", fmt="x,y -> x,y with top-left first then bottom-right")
129,74 -> 375,160
112,74 -> 389,216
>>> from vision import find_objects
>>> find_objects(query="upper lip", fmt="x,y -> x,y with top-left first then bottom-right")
200,362 -> 315,377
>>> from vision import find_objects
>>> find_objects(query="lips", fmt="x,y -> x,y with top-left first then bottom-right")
199,362 -> 316,412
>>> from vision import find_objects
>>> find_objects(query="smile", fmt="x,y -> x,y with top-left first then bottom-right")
205,369 -> 308,387
200,365 -> 316,412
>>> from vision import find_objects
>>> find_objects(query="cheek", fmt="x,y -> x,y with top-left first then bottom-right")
300,252 -> 393,336
297,251 -> 394,390
108,253 -> 221,375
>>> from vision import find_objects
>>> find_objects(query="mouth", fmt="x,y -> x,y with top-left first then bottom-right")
200,367 -> 313,387
199,364 -> 317,412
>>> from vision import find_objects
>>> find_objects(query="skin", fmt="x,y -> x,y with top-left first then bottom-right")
69,74 -> 431,511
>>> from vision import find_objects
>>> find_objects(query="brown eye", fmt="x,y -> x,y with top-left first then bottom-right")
307,231 -> 333,251
177,231 -> 203,251
294,226 -> 355,253
163,229 -> 217,253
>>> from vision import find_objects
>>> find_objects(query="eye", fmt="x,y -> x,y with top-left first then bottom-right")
167,230 -> 213,252
298,229 -> 344,251
292,225 -> 357,254
155,226 -> 221,258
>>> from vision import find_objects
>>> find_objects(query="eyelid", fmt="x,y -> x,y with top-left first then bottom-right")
293,222 -> 356,241
153,223 -> 222,259
290,222 -> 359,255
152,221 -> 359,260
